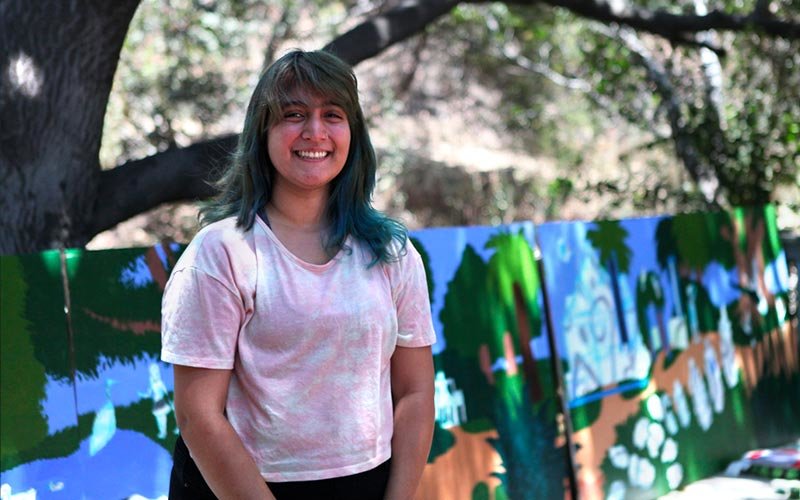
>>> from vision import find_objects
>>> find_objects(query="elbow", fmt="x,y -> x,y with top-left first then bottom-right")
175,405 -> 223,446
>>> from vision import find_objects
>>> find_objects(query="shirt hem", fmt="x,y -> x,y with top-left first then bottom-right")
261,449 -> 392,483
161,351 -> 233,370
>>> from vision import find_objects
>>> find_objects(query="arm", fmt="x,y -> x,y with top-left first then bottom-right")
384,346 -> 435,500
173,365 -> 275,500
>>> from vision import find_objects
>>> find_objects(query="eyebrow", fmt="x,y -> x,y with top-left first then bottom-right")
280,99 -> 345,109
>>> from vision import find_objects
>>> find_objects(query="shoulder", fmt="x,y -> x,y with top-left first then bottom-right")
173,217 -> 256,279
381,237 -> 425,285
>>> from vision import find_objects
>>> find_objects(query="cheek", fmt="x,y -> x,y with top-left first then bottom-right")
340,129 -> 352,155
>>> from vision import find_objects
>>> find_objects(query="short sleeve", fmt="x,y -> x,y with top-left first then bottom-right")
393,244 -> 437,348
161,267 -> 245,369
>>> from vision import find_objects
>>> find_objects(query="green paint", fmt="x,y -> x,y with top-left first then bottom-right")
0,255 -> 50,469
427,421 -> 455,463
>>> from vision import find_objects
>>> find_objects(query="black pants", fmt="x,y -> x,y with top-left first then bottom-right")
169,435 -> 391,500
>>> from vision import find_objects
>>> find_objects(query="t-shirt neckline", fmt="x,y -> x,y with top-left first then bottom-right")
254,214 -> 345,272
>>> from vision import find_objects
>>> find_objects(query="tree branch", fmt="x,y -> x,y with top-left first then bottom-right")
608,25 -> 722,205
87,135 -> 238,237
91,0 -> 797,240
323,0 -> 460,65
508,0 -> 800,39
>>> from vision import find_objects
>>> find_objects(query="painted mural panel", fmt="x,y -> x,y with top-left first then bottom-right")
414,223 -> 569,500
1,251 -> 79,498
1,207 -> 795,499
538,206 -> 799,500
65,244 -> 181,499
0,244 -> 184,499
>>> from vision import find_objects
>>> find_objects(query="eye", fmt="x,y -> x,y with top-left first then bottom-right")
282,109 -> 304,121
325,109 -> 347,121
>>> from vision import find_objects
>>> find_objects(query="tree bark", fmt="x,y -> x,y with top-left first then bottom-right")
87,135 -> 238,239
526,0 -> 800,39
323,0 -> 459,65
0,0 -> 141,254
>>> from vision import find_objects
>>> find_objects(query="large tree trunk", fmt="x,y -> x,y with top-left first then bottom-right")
0,0 -> 141,254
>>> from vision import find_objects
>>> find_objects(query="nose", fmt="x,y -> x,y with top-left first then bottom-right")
302,115 -> 327,140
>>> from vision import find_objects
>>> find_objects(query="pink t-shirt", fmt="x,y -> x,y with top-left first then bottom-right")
161,216 -> 436,482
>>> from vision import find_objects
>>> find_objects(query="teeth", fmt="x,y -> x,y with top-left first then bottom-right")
296,150 -> 328,159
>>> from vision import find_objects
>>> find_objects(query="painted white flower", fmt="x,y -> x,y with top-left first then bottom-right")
704,339 -> 725,413
665,412 -> 679,436
637,456 -> 656,489
627,453 -> 656,489
688,358 -> 713,431
646,394 -> 664,421
667,462 -> 684,490
633,417 -> 650,449
627,454 -> 640,485
646,422 -> 665,459
661,437 -> 678,463
672,380 -> 691,428
607,480 -> 626,500
608,444 -> 630,469
720,337 -> 739,389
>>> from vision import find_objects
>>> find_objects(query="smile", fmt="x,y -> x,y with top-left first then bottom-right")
295,150 -> 329,159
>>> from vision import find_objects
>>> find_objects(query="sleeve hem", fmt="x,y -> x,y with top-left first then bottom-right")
161,351 -> 234,370
396,332 -> 436,348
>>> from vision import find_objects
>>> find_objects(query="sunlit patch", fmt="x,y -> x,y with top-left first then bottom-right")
7,52 -> 42,97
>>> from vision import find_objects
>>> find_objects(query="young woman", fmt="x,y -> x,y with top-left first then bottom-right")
160,50 -> 436,500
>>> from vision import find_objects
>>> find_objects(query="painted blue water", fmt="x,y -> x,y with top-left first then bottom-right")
42,355 -> 174,435
0,430 -> 172,499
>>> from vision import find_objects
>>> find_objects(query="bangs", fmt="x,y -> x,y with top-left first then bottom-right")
262,52 -> 361,129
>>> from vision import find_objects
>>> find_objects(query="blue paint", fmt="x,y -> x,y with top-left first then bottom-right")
568,378 -> 650,408
0,430 -> 172,499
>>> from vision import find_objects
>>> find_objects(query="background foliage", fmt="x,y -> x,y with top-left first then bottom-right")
93,0 -> 799,248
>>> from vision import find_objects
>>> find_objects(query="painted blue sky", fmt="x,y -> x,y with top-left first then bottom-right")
410,221 -> 538,356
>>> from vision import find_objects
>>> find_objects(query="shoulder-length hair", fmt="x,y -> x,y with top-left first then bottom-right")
200,49 -> 407,265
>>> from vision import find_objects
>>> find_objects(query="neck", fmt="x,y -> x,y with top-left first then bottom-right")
267,189 -> 330,231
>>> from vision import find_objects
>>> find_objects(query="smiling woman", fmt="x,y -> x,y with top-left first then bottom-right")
266,93 -> 351,199
160,50 -> 436,500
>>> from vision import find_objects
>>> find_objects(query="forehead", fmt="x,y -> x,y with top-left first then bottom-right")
279,89 -> 345,109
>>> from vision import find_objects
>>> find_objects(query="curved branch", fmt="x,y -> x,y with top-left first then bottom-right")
88,0 -> 798,242
322,0 -> 460,65
87,135 -> 238,237
610,26 -> 721,205
510,0 -> 800,39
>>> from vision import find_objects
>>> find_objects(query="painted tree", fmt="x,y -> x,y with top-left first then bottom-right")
439,230 -> 566,498
586,220 -> 634,345
485,230 -> 546,402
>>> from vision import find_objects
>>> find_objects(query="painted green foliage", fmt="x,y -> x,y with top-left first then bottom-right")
439,229 -> 566,499
1,245 -> 183,473
485,232 -> 565,500
599,383 -> 755,499
0,255 -> 52,469
411,237 -> 435,302
439,243 -> 494,428
65,247 -> 175,379
655,213 -> 725,340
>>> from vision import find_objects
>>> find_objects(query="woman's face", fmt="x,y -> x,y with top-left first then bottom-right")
267,90 -> 351,197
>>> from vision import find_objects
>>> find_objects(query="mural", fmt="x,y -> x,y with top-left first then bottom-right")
413,223 -> 569,500
538,205 -> 799,499
1,245 -> 180,499
1,206 -> 797,499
